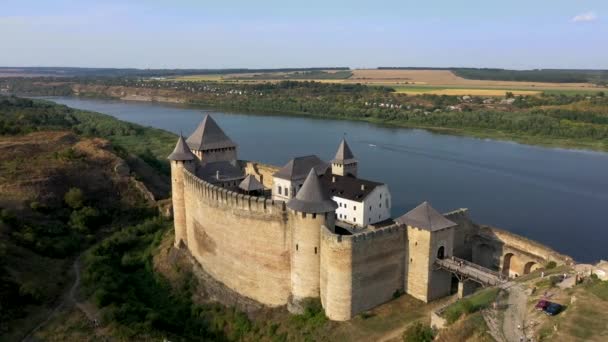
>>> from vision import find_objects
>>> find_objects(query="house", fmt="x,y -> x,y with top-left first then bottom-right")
272,155 -> 329,201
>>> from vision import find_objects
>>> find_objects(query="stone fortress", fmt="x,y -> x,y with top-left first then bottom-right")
168,114 -> 572,321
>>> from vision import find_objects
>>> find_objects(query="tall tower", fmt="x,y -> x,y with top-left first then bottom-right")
186,114 -> 237,165
287,168 -> 338,313
331,138 -> 357,177
168,135 -> 196,248
396,202 -> 457,302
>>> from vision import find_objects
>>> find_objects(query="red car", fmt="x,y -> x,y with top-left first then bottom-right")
535,300 -> 549,311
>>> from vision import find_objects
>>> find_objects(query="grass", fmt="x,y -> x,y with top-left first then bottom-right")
437,312 -> 494,342
443,288 -> 500,324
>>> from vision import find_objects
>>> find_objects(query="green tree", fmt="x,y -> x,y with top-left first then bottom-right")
505,91 -> 514,99
64,187 -> 84,209
69,206 -> 100,233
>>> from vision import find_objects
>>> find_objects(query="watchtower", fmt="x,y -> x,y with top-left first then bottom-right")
287,168 -> 337,313
397,201 -> 457,302
331,138 -> 357,177
186,114 -> 237,165
168,135 -> 196,248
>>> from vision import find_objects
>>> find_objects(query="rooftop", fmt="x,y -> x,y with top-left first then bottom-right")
197,160 -> 244,182
167,135 -> 196,161
332,138 -> 356,164
396,201 -> 457,232
287,169 -> 337,213
187,114 -> 237,151
320,173 -> 383,202
274,155 -> 329,181
239,174 -> 264,192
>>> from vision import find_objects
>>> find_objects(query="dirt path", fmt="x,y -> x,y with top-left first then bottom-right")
21,253 -> 99,342
501,284 -> 528,342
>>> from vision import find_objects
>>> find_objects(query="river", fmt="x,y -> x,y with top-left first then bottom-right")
43,96 -> 608,262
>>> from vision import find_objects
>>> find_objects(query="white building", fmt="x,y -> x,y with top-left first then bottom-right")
321,174 -> 391,226
271,155 -> 329,202
272,138 -> 391,227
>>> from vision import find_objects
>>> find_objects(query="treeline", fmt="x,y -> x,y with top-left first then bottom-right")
453,68 -> 608,84
0,67 -> 350,78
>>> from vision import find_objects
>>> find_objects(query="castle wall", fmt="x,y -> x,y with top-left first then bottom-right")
444,209 -> 478,260
192,147 -> 237,165
243,161 -> 279,189
182,169 -> 291,306
405,226 -> 432,302
321,225 -> 405,321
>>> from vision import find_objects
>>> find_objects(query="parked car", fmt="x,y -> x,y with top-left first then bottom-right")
544,302 -> 564,316
535,299 -> 549,311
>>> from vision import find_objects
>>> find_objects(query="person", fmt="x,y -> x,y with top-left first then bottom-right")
541,271 -> 544,278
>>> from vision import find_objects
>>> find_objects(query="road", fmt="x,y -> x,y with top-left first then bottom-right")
21,253 -> 99,342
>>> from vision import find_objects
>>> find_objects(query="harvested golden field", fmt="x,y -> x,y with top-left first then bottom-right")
395,87 -> 541,97
349,69 -> 591,88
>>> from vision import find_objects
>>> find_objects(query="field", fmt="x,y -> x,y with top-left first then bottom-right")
169,69 -> 606,96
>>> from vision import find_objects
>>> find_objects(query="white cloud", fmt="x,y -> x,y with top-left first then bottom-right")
571,11 -> 597,23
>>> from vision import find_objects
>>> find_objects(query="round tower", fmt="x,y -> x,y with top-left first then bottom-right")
286,168 -> 338,313
168,135 -> 196,248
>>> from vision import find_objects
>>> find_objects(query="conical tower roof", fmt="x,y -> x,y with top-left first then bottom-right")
186,114 -> 237,151
168,135 -> 196,161
239,174 -> 264,192
287,169 -> 338,213
396,201 -> 457,231
332,137 -> 356,163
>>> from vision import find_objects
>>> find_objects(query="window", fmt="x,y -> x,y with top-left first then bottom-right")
354,217 -> 356,222
380,194 -> 382,199
278,186 -> 282,195
296,244 -> 299,251
368,218 -> 371,223
285,188 -> 289,197
314,247 -> 318,254
354,206 -> 356,211
369,205 -> 372,211
379,203 -> 382,208
312,213 -> 317,219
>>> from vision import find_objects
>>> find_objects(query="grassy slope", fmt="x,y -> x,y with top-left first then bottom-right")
0,97 -> 175,340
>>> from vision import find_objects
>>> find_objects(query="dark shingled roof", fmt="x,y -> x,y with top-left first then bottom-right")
239,174 -> 264,192
273,155 -> 329,181
332,138 -> 356,163
187,114 -> 237,151
320,173 -> 383,202
196,160 -> 244,181
168,135 -> 196,161
287,169 -> 338,213
396,201 -> 457,231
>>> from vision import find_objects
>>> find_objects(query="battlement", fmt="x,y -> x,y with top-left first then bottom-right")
322,224 -> 403,244
183,168 -> 286,214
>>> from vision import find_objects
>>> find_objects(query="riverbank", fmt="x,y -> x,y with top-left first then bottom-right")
69,84 -> 608,153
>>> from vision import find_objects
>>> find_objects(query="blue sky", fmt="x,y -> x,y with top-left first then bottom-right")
1,0 -> 606,69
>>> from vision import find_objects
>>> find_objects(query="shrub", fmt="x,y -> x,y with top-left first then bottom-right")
64,187 -> 84,209
403,322 -> 435,342
546,261 -> 557,269
69,206 -> 100,233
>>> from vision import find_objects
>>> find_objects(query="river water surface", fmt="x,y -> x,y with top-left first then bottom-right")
44,97 -> 608,262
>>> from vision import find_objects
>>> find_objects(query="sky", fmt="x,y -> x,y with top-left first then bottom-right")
1,0 -> 606,69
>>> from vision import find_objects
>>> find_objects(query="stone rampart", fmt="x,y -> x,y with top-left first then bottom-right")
321,225 -> 405,320
182,169 -> 291,306
243,161 -> 280,189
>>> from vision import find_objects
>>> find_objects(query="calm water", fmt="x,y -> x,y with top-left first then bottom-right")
44,97 -> 608,262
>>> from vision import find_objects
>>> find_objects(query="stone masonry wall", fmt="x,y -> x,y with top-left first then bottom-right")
182,169 -> 291,306
321,225 -> 405,320
243,161 -> 280,189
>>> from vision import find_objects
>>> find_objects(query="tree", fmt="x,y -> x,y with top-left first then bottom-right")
64,187 -> 84,209
505,91 -> 514,99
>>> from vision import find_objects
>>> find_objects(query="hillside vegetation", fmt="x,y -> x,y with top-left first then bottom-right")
0,95 -> 176,340
4,78 -> 607,151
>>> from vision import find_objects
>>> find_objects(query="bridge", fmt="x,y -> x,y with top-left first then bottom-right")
435,256 -> 507,287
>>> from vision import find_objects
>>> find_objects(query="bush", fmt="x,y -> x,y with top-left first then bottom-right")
64,188 -> 84,209
403,322 -> 435,342
546,261 -> 557,269
444,288 -> 499,324
68,206 -> 101,233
